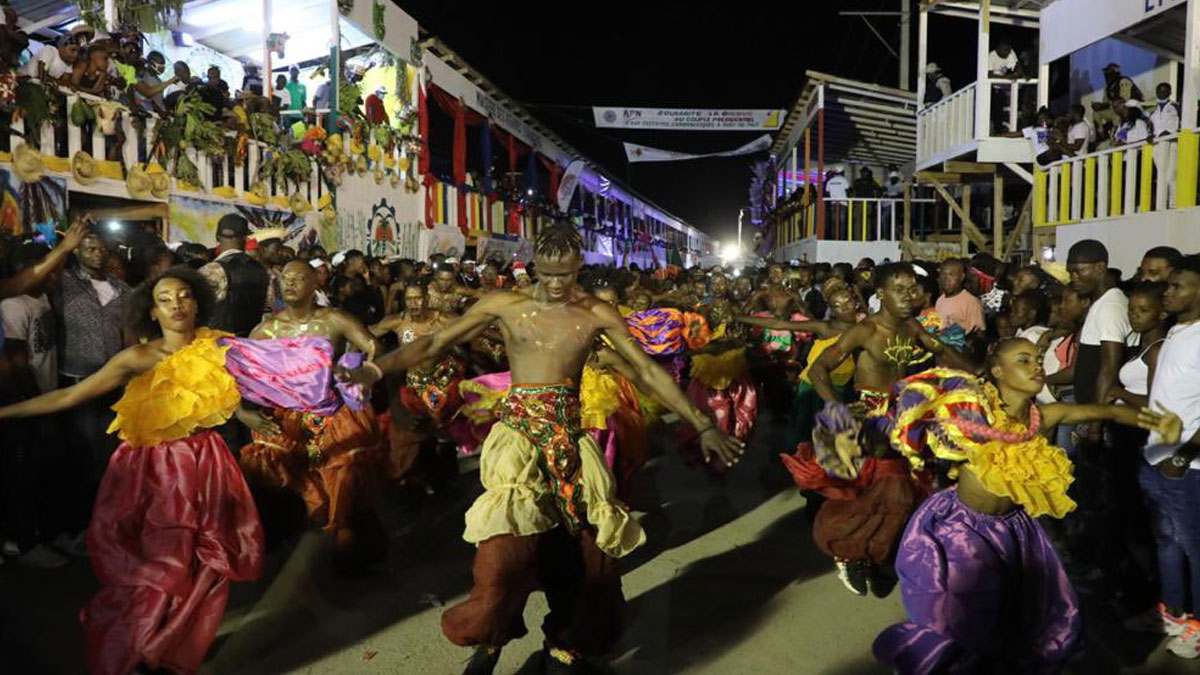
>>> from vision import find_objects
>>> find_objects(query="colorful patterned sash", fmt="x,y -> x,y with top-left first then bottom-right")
500,384 -> 586,534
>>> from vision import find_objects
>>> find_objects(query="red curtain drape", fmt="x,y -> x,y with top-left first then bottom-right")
418,83 -> 430,177
537,155 -> 562,207
428,85 -> 486,233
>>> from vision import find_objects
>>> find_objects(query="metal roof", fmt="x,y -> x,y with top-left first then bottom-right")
771,70 -> 917,168
1121,3 -> 1188,61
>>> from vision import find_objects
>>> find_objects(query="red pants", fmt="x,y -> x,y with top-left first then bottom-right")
442,527 -> 624,654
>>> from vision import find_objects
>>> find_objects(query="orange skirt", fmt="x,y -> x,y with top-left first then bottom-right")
240,405 -> 382,532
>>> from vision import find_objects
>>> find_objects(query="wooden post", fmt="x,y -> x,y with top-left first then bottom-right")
993,174 -> 1003,258
961,185 -> 972,254
804,127 -> 812,237
817,108 -> 825,239
903,181 -> 912,243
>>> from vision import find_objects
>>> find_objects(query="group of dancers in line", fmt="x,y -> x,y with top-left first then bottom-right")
0,217 -> 1189,675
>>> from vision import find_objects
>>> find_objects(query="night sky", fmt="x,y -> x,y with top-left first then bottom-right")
402,1 -> 992,242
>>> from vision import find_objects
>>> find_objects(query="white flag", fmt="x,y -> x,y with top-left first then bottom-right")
623,134 -> 773,163
556,159 -> 586,212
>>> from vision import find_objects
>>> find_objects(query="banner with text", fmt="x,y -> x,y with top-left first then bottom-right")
594,108 -> 784,131
624,134 -> 773,163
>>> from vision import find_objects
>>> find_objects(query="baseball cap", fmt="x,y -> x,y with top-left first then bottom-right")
216,214 -> 250,238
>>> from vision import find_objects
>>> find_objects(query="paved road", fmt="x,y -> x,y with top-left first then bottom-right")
0,410 -> 1192,674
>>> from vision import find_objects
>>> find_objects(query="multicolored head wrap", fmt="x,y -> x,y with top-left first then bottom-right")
888,367 -> 1075,519
625,308 -> 712,355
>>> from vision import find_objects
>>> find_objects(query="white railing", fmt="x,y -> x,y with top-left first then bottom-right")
776,197 -> 937,245
917,78 -> 1038,166
918,82 -> 976,164
1035,131 -> 1199,226
985,78 -> 1037,133
6,91 -> 325,204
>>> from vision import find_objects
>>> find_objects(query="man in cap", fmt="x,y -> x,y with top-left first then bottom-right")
1093,63 -> 1144,129
924,63 -> 952,105
200,214 -> 270,337
1066,239 -> 1139,594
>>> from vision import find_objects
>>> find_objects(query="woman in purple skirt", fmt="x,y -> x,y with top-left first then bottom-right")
874,339 -> 1181,674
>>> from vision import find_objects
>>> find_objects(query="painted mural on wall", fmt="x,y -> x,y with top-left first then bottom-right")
0,169 -> 68,240
168,194 -> 320,248
335,171 -> 422,257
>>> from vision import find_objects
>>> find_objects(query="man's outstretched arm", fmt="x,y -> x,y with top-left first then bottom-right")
347,293 -> 509,385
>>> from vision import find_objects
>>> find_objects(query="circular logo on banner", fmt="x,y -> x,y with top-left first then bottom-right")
603,110 -> 617,124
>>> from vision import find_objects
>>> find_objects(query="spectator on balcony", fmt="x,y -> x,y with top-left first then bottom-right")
200,65 -> 230,121
851,168 -> 881,198
19,36 -> 80,84
272,74 -> 290,116
1150,84 -> 1182,208
69,24 -> 95,46
69,41 -> 111,96
1064,104 -> 1094,155
283,65 -> 307,122
988,40 -> 1019,78
825,166 -> 849,240
924,62 -> 952,105
1116,99 -> 1150,146
241,62 -> 263,97
1018,108 -> 1059,166
133,51 -> 179,115
1094,63 -> 1145,130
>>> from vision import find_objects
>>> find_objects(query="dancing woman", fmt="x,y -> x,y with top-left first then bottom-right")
0,267 -> 263,675
874,338 -> 1181,674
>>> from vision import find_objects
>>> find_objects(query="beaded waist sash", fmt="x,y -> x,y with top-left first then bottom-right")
499,384 -> 586,534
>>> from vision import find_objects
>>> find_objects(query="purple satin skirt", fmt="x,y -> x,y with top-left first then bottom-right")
873,488 -> 1082,674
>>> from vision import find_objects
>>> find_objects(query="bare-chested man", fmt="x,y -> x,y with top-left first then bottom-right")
801,262 -> 973,596
808,262 -> 970,409
232,260 -> 384,568
342,223 -> 743,673
428,264 -> 476,314
371,283 -> 465,485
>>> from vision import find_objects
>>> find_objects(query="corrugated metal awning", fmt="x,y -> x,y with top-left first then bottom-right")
771,70 -> 917,168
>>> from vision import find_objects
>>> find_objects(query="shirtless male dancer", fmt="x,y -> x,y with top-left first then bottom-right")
803,262 -> 974,595
342,223 -> 744,673
235,261 -> 385,567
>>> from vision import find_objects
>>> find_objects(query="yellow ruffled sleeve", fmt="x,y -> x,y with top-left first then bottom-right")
966,438 -> 1076,518
107,329 -> 240,447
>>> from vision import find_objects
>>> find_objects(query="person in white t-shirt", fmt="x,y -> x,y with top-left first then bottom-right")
825,166 -> 850,239
1,245 -> 58,394
18,37 -> 80,83
1064,104 -> 1094,155
1134,257 -> 1200,658
988,41 -> 1019,78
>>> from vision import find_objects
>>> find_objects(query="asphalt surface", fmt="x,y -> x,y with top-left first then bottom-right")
0,409 -> 1193,674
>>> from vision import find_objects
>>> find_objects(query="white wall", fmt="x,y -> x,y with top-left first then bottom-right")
1040,0 -> 1188,63
1054,209 -> 1200,274
774,238 -> 902,265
